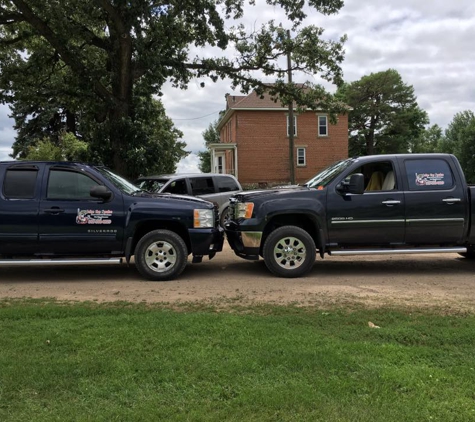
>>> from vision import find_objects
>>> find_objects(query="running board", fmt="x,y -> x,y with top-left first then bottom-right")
329,247 -> 467,256
0,258 -> 123,267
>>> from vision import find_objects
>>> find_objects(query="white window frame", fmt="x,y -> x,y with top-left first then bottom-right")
286,115 -> 297,137
318,115 -> 328,137
296,147 -> 306,167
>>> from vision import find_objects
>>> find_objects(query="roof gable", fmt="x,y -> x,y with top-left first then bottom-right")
226,91 -> 285,109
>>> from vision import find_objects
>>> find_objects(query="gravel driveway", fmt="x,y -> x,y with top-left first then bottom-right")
1,244 -> 475,312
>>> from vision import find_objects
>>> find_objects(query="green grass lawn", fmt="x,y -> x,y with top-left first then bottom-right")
1,300 -> 475,422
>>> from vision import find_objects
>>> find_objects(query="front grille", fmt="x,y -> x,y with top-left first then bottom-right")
214,204 -> 220,227
229,197 -> 238,221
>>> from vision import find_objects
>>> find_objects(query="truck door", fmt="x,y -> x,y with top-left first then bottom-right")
38,166 -> 125,255
0,164 -> 42,254
401,157 -> 467,244
327,159 -> 405,246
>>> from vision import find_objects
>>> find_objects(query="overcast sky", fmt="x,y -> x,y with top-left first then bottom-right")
1,0 -> 475,173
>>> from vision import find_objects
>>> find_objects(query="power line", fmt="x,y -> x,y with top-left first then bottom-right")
172,110 -> 221,121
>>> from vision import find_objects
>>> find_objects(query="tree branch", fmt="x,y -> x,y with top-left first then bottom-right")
0,33 -> 32,46
97,0 -> 126,34
66,16 -> 111,51
0,10 -> 25,24
10,0 -> 113,105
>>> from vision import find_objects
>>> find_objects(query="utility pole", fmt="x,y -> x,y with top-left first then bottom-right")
287,30 -> 295,185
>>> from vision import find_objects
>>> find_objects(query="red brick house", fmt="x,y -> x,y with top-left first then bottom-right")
212,89 -> 348,185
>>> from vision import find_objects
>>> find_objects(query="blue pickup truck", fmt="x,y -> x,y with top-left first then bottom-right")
0,161 -> 224,280
225,153 -> 475,277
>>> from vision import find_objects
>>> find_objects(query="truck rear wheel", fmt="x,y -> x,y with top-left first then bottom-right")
135,230 -> 188,281
263,226 -> 316,278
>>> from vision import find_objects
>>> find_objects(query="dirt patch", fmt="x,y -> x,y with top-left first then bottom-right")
1,244 -> 475,312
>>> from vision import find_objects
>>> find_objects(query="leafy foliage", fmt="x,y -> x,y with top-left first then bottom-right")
23,132 -> 88,161
337,69 -> 428,156
0,0 -> 347,177
198,118 -> 221,173
409,124 -> 444,153
441,111 -> 475,183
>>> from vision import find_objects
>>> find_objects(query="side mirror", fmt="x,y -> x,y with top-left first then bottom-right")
337,173 -> 365,195
90,185 -> 112,201
347,173 -> 365,194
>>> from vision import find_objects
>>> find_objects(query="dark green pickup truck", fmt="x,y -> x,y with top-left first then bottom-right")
225,153 -> 475,277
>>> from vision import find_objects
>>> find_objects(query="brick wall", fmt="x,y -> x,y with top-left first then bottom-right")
220,110 -> 348,184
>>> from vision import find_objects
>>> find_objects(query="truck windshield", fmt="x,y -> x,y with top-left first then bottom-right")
304,159 -> 356,189
96,167 -> 139,195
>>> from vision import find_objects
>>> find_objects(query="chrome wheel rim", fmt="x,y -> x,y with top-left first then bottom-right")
273,236 -> 306,269
144,241 -> 177,272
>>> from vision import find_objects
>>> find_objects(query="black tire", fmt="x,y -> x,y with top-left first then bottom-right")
263,226 -> 316,278
135,230 -> 188,281
219,207 -> 231,227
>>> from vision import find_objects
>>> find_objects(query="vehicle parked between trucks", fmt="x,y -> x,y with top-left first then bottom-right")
135,173 -> 242,227
225,153 -> 475,277
0,161 -> 224,281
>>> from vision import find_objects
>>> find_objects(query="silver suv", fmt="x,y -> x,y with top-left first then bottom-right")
136,173 -> 242,226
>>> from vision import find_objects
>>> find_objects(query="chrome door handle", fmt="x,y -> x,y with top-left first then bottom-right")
382,200 -> 401,206
443,198 -> 461,204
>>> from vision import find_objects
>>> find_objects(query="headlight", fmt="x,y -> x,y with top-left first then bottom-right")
236,202 -> 254,219
193,209 -> 214,228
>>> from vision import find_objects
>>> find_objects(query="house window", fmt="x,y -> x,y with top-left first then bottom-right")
297,148 -> 306,166
287,115 -> 297,136
318,115 -> 328,136
217,156 -> 224,173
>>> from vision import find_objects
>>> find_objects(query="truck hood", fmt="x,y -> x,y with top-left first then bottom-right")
131,192 -> 214,208
232,186 -> 312,201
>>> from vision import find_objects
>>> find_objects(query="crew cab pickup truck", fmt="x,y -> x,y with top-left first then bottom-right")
0,161 -> 223,281
225,153 -> 475,277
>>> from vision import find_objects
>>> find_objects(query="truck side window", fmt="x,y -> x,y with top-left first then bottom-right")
47,170 -> 100,199
404,159 -> 454,191
348,161 -> 396,192
190,177 -> 215,195
3,169 -> 38,199
216,176 -> 239,192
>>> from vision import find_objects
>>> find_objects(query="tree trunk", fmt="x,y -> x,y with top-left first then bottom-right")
366,134 -> 374,155
65,110 -> 76,134
108,25 -> 133,177
366,116 -> 376,155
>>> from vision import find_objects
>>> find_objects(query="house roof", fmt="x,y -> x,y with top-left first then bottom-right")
218,87 -> 304,131
225,91 -> 285,110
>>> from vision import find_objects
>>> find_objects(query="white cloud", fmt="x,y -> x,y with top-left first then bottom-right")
176,153 -> 201,174
0,105 -> 15,161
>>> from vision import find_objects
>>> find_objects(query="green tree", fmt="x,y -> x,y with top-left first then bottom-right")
337,69 -> 428,156
198,118 -> 221,173
23,131 -> 88,161
0,0 -> 347,177
442,111 -> 475,183
410,124 -> 444,153
197,150 -> 211,173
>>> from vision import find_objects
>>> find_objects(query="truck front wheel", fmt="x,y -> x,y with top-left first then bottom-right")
135,230 -> 188,281
263,226 -> 316,278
